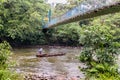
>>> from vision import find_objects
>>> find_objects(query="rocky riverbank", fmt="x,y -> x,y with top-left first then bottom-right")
24,73 -> 82,80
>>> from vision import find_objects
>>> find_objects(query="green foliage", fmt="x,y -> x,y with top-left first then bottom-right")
49,23 -> 81,46
80,24 -> 119,63
52,0 -> 82,17
0,70 -> 24,80
0,41 -> 11,69
0,42 -> 23,80
0,0 -> 5,3
0,0 -> 49,45
79,13 -> 120,79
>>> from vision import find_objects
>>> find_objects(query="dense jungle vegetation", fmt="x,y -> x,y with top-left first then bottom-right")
0,0 -> 120,80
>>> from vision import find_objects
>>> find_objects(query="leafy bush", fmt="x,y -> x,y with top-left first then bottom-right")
0,41 -> 11,69
0,41 -> 23,80
79,23 -> 120,79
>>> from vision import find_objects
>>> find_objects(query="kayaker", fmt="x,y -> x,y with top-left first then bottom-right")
38,48 -> 43,54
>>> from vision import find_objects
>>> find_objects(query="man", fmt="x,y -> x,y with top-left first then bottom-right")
38,48 -> 43,54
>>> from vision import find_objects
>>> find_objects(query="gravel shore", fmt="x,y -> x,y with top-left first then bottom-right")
24,73 -> 82,80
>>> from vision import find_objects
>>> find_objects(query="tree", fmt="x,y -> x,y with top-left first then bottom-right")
79,13 -> 120,80
0,0 -> 49,45
0,41 -> 23,80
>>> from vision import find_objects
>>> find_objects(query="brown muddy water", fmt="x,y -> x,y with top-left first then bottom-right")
11,46 -> 85,79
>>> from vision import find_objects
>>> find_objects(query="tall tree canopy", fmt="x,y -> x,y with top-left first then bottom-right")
0,0 -> 49,45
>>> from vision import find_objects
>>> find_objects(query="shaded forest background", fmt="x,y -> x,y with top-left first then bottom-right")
0,0 -> 119,47
0,0 -> 90,46
0,0 -> 120,80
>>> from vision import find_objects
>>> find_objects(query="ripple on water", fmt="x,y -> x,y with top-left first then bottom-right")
12,46 -> 85,78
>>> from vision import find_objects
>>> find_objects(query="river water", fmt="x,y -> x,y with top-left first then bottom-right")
11,46 -> 85,79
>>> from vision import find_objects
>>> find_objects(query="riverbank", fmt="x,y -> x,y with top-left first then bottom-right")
12,45 -> 82,49
24,73 -> 83,80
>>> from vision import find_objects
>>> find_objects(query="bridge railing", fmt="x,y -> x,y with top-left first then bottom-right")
44,0 -> 119,28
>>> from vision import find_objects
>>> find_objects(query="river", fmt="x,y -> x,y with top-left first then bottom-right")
11,46 -> 85,79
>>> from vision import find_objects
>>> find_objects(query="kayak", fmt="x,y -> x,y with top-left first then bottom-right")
36,53 -> 66,57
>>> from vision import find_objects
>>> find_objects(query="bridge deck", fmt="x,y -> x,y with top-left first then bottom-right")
44,0 -> 120,29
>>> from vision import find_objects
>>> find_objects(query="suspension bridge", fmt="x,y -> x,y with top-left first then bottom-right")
43,0 -> 120,29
